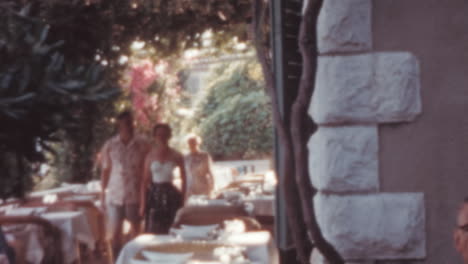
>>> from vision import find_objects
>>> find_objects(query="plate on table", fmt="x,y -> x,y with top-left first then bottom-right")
63,194 -> 96,201
171,228 -> 213,240
130,259 -> 170,264
137,241 -> 235,262
172,225 -> 218,240
130,259 -> 152,264
181,224 -> 219,233
130,258 -> 187,264
141,250 -> 193,263
205,199 -> 230,206
188,198 -> 230,206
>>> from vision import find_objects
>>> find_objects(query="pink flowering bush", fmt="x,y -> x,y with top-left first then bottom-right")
124,59 -> 185,133
128,60 -> 158,126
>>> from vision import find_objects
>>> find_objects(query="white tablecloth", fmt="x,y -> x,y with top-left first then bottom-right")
187,196 -> 231,206
115,234 -> 173,264
186,194 -> 274,217
28,185 -> 82,198
115,231 -> 275,264
243,195 -> 274,216
4,207 -> 47,216
63,194 -> 97,202
223,231 -> 273,264
41,211 -> 95,263
2,208 -> 99,264
2,224 -> 44,264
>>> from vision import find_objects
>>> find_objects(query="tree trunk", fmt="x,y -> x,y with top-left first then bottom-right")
252,0 -> 312,263
290,0 -> 344,263
253,0 -> 345,263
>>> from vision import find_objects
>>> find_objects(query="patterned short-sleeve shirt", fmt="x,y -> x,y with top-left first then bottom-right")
102,135 -> 150,205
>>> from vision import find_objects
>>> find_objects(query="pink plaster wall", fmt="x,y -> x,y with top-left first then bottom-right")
374,0 -> 468,263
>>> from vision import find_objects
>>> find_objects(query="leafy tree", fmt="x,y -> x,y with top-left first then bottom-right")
187,59 -> 273,160
0,0 -> 251,65
0,7 -> 118,198
0,0 -> 252,185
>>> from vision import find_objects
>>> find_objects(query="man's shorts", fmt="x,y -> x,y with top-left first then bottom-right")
106,203 -> 140,236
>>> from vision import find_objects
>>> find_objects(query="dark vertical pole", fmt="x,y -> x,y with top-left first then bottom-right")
271,0 -> 302,262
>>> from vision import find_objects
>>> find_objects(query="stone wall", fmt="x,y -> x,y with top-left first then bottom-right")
308,0 -> 426,262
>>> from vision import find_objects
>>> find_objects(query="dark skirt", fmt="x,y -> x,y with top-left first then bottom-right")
144,182 -> 183,234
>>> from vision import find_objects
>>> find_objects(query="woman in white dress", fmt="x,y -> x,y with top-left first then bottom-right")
184,135 -> 214,198
139,123 -> 186,234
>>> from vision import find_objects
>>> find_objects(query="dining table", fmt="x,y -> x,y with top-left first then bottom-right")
0,205 -> 98,264
41,211 -> 95,263
0,180 -> 106,263
115,230 -> 276,264
2,223 -> 45,264
28,185 -> 84,198
242,195 -> 274,217
189,192 -> 275,218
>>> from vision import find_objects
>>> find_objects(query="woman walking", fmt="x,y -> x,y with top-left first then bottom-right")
139,123 -> 186,234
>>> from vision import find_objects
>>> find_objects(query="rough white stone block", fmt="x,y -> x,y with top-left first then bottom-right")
314,193 -> 426,260
317,0 -> 372,53
310,52 -> 421,125
308,126 -> 378,192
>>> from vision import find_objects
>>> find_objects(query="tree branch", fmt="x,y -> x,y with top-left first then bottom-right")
291,0 -> 344,263
252,0 -> 312,262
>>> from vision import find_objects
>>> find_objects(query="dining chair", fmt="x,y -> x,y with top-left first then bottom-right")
172,205 -> 262,231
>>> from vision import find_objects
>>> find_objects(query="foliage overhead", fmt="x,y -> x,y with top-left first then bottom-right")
0,8 -> 119,161
0,0 -> 252,65
0,7 -> 118,197
0,0 -> 251,194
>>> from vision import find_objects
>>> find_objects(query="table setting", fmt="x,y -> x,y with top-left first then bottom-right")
116,219 -> 274,264
3,207 -> 48,217
189,181 -> 275,219
1,222 -> 45,264
41,210 -> 95,263
0,183 -> 103,264
0,207 -> 97,264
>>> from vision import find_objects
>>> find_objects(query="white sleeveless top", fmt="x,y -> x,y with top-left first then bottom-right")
150,161 -> 175,183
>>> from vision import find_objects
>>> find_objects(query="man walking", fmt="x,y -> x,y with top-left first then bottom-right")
100,111 -> 150,255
